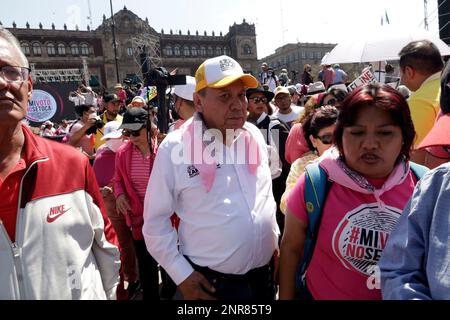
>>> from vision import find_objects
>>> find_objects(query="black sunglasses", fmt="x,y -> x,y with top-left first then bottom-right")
122,128 -> 142,137
317,134 -> 333,145
249,97 -> 268,104
324,98 -> 337,106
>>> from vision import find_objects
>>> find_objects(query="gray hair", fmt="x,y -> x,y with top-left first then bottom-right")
0,26 -> 29,68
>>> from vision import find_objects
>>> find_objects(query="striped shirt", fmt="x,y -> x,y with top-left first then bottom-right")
130,145 -> 153,204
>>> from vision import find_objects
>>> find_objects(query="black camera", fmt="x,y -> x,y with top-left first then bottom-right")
86,117 -> 104,135
146,67 -> 186,87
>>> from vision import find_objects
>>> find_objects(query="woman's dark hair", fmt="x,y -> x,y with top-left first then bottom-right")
293,94 -> 320,125
302,105 -> 339,151
74,104 -> 94,118
334,83 -> 415,163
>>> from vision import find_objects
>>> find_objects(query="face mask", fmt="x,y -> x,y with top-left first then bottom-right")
106,139 -> 124,153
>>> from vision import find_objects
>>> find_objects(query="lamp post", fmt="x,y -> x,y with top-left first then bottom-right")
109,0 -> 120,83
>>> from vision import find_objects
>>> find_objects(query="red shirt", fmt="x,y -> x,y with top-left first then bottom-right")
0,155 -> 27,242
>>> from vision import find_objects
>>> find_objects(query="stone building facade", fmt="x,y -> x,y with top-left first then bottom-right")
5,6 -> 258,91
258,42 -> 336,83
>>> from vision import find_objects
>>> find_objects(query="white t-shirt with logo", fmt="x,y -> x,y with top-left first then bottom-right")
272,105 -> 304,126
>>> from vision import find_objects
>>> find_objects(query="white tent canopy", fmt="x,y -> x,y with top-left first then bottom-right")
322,25 -> 450,65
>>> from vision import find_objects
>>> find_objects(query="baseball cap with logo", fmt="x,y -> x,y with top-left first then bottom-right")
119,107 -> 148,131
173,76 -> 196,101
195,55 -> 258,92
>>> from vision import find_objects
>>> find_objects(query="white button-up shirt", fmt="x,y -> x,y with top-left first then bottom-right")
143,120 -> 279,285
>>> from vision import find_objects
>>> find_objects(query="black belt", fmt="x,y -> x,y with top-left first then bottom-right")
185,256 -> 270,283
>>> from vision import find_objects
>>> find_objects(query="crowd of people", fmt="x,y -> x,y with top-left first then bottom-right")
1,23 -> 449,301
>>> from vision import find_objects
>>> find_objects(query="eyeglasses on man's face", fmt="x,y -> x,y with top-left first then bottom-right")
122,127 -> 144,137
316,134 -> 333,145
0,66 -> 31,83
249,97 -> 268,104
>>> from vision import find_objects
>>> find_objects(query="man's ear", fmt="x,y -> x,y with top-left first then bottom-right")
193,92 -> 203,113
309,134 -> 318,150
27,75 -> 33,101
405,65 -> 415,79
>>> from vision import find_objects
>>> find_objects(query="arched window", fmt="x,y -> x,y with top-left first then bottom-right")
223,47 -> 229,55
71,44 -> 79,56
207,46 -> 213,56
81,44 -> 90,56
183,46 -> 190,56
57,43 -> 66,55
47,43 -> 56,56
200,46 -> 206,56
21,42 -> 30,55
215,46 -> 222,55
174,46 -> 180,56
32,42 -> 42,56
243,44 -> 252,55
164,46 -> 173,56
191,46 -> 198,56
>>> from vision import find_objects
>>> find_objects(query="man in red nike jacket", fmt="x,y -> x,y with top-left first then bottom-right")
0,27 -> 120,300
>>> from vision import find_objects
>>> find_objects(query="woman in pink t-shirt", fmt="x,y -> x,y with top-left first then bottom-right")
279,84 -> 421,300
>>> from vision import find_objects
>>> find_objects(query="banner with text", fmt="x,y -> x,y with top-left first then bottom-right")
347,67 -> 377,92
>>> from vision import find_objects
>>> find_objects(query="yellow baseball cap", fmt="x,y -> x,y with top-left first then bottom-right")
195,55 -> 258,92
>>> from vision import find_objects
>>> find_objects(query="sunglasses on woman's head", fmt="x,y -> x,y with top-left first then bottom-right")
317,134 -> 333,145
122,129 -> 142,137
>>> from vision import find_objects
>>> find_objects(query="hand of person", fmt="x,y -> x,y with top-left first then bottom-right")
272,249 -> 280,284
157,132 -> 167,144
178,271 -> 217,300
83,116 -> 96,130
116,194 -> 131,215
101,186 -> 113,198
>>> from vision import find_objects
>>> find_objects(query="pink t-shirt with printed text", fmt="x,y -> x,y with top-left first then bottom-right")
286,168 -> 417,300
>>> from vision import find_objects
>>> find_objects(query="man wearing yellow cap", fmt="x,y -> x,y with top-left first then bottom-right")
143,55 -> 279,300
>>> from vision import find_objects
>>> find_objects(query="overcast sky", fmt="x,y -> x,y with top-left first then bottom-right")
1,0 -> 441,59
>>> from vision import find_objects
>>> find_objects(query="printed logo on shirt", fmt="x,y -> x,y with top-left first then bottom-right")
331,203 -> 401,275
187,165 -> 200,178
47,205 -> 71,223
187,164 -> 221,178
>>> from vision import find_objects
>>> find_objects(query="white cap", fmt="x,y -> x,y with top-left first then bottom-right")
328,83 -> 348,93
173,76 -> 196,101
131,95 -> 146,107
101,121 -> 122,140
274,86 -> 290,98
